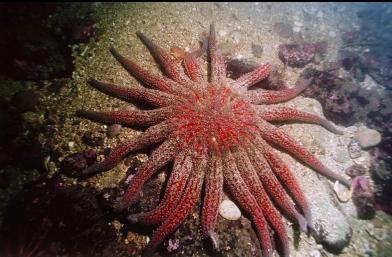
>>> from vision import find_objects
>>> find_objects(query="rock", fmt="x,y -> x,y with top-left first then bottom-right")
333,148 -> 350,164
107,124 -> 122,138
287,134 -> 353,252
278,43 -> 316,67
345,164 -> 366,178
219,199 -> 241,221
293,26 -> 301,33
354,127 -> 382,149
83,130 -> 105,147
309,249 -> 321,257
328,31 -> 337,37
309,178 -> 353,252
348,139 -> 362,159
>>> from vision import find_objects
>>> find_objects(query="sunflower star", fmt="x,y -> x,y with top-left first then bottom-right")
76,24 -> 351,257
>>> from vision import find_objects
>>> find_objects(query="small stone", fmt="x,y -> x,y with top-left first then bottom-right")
348,139 -> 362,159
112,220 -> 123,231
68,141 -> 75,151
345,164 -> 366,178
316,10 -> 323,18
165,238 -> 180,253
293,26 -> 301,33
294,21 -> 303,27
219,199 -> 241,220
354,127 -> 382,149
107,124 -> 122,138
83,130 -> 105,147
309,249 -> 321,257
328,31 -> 337,37
218,30 -> 227,37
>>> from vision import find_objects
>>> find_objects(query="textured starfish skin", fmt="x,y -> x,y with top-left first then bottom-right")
76,24 -> 350,257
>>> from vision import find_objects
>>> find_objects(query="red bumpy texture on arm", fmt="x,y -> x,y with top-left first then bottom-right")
258,119 -> 351,187
142,156 -> 206,257
128,152 -> 193,224
223,151 -> 274,257
201,154 -> 223,249
246,77 -> 312,104
258,107 -> 343,134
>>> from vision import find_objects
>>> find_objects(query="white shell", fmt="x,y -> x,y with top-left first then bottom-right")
219,199 -> 241,221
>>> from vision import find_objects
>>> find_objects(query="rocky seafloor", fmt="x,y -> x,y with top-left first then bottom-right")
0,2 -> 391,257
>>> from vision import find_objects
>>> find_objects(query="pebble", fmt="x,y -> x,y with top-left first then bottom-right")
309,249 -> 321,257
316,10 -> 323,18
83,130 -> 105,147
218,30 -> 227,37
354,127 -> 382,149
293,26 -> 301,33
107,124 -> 122,138
68,141 -> 75,151
294,21 -> 303,27
219,199 -> 241,220
328,31 -> 337,37
345,164 -> 366,178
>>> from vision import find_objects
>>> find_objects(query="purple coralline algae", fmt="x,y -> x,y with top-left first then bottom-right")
352,176 -> 376,219
165,238 -> 180,253
278,41 -> 328,67
60,149 -> 97,177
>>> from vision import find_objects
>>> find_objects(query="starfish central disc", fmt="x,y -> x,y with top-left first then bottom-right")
174,84 -> 258,153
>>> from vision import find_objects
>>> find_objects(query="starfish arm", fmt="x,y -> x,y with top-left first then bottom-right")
201,154 -> 223,248
217,49 -> 226,79
183,46 -> 205,82
142,157 -> 206,257
208,23 -> 226,83
88,79 -> 176,107
233,146 -> 290,256
257,107 -> 343,135
122,137 -> 178,206
137,32 -> 188,84
231,64 -> 272,88
110,48 -> 186,94
245,77 -> 312,104
223,151 -> 273,257
81,121 -> 174,176
257,138 -> 313,228
245,142 -> 308,231
75,107 -> 172,127
258,120 -> 351,187
128,152 -> 192,224
183,35 -> 208,81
